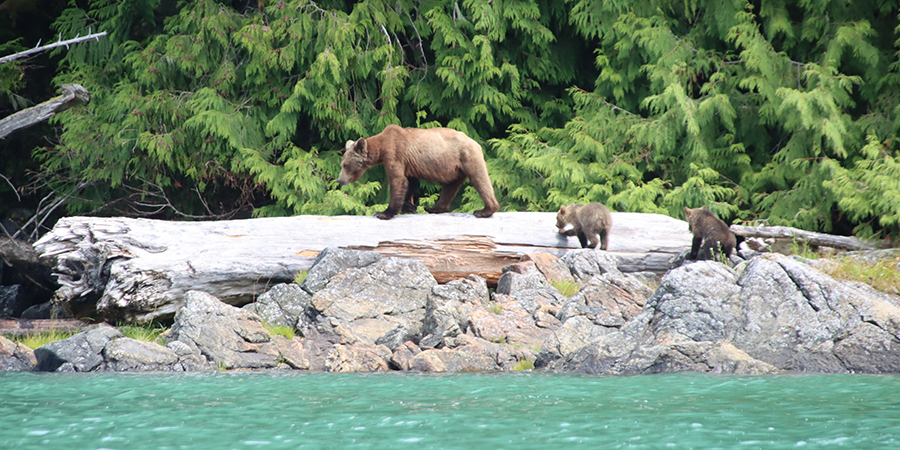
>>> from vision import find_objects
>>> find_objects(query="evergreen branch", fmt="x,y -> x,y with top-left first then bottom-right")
0,31 -> 108,65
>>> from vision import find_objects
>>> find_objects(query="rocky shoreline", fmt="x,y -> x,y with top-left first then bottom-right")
3,246 -> 899,374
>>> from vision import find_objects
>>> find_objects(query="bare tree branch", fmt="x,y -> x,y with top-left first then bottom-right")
0,31 -> 108,65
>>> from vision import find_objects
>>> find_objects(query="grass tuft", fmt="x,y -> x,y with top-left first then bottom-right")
294,270 -> 309,285
825,255 -> 900,296
551,279 -> 581,297
513,359 -> 535,371
263,322 -> 296,340
6,331 -> 76,350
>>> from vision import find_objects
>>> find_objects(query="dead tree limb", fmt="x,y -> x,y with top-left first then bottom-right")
730,224 -> 875,251
0,31 -> 108,65
0,84 -> 91,139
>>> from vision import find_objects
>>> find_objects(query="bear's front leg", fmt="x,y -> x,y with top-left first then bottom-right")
375,172 -> 408,220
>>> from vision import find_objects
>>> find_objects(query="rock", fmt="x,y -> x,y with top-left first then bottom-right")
270,335 -> 311,370
552,254 -> 900,375
421,275 -> 490,348
643,342 -> 780,375
324,343 -> 392,372
243,283 -> 310,329
390,341 -> 422,370
521,252 -> 576,284
102,337 -> 185,372
20,301 -> 71,319
167,290 -> 279,370
0,285 -> 24,317
556,274 -> 649,327
561,249 -> 621,282
34,325 -> 123,372
300,247 -> 382,294
0,335 -> 36,371
307,257 -> 433,347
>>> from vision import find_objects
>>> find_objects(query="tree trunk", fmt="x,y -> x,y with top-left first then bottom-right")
34,212 -> 694,323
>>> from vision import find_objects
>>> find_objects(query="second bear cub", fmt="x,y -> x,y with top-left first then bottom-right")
683,206 -> 736,261
556,203 -> 613,250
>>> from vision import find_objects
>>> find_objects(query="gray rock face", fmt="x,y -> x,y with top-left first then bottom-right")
34,325 -> 123,372
167,290 -> 279,370
300,247 -> 382,294
243,283 -> 311,329
551,254 -> 900,374
422,275 -> 490,348
31,324 -> 203,372
0,335 -> 36,371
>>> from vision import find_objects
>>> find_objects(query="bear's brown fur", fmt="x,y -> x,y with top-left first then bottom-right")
556,202 -> 613,250
683,206 -> 736,261
337,125 -> 499,220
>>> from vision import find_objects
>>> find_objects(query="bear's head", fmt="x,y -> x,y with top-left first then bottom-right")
683,205 -> 710,231
337,138 -> 370,185
556,204 -> 575,231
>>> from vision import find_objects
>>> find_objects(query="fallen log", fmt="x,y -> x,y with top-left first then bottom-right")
0,318 -> 90,337
730,224 -> 875,251
33,212 -> 694,323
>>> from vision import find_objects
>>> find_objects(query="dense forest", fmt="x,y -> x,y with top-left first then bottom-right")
1,0 -> 898,244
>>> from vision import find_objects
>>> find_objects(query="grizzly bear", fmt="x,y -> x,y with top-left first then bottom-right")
337,125 -> 500,220
556,203 -> 613,250
683,206 -> 736,261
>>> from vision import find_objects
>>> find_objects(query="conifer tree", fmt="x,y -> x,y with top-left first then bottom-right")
5,0 -> 896,241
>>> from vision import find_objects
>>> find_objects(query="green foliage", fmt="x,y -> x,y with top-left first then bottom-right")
513,359 -> 535,371
550,279 -> 580,297
824,252 -> 900,296
487,303 -> 503,315
263,322 -> 296,340
294,270 -> 309,286
118,323 -> 167,342
5,331 -> 76,350
1,0 -> 896,241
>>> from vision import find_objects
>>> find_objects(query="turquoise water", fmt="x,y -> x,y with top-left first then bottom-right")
1,371 -> 898,449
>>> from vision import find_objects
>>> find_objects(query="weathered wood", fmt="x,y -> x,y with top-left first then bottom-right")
34,212 -> 694,323
0,84 -> 91,139
0,31 -> 107,65
0,319 -> 90,337
730,224 -> 874,251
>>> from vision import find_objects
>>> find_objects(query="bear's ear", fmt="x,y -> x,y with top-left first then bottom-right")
344,140 -> 355,151
699,205 -> 708,211
684,206 -> 692,215
348,138 -> 368,157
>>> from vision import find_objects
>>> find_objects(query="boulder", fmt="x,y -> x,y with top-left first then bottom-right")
243,283 -> 311,329
167,290 -> 279,369
0,335 -> 36,371
300,247 -> 382,294
102,337 -> 185,372
421,275 -> 491,348
551,254 -> 900,374
34,325 -> 123,372
306,257 -> 434,348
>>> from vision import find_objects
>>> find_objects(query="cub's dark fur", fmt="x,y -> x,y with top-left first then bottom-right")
556,203 -> 613,250
683,206 -> 736,261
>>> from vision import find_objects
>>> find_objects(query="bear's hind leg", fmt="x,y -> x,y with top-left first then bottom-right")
425,177 -> 465,214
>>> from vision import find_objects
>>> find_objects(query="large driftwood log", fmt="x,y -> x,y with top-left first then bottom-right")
730,224 -> 874,251
34,212 -> 694,323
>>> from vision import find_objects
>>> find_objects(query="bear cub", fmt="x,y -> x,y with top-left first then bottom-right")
556,203 -> 613,250
683,206 -> 736,261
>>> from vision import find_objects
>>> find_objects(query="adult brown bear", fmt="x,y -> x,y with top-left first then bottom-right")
336,125 -> 500,220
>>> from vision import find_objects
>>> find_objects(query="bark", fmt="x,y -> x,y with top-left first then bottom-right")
33,212 -> 694,322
